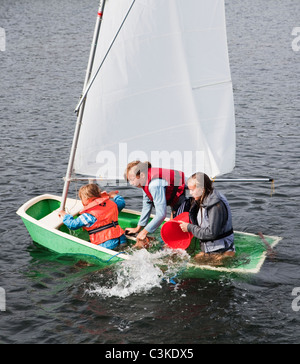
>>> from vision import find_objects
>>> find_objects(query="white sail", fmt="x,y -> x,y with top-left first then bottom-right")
73,0 -> 235,181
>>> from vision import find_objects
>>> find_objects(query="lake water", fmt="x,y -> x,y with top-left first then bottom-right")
1,0 -> 300,345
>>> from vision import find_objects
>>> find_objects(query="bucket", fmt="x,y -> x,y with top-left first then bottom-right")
161,212 -> 193,250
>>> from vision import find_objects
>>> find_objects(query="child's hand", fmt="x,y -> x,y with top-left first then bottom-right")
108,190 -> 119,198
58,210 -> 67,219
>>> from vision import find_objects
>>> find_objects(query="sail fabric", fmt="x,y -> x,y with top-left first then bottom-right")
73,0 -> 235,181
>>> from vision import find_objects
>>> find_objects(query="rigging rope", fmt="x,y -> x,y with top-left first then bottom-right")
75,0 -> 137,113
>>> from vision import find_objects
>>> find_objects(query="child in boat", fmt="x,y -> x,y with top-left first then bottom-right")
179,172 -> 235,262
58,184 -> 126,250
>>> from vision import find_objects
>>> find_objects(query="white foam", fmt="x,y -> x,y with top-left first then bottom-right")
86,248 -> 190,298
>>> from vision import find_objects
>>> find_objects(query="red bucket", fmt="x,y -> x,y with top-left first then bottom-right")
161,212 -> 193,250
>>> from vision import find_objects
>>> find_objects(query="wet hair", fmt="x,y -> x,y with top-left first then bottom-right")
78,184 -> 102,201
124,161 -> 152,181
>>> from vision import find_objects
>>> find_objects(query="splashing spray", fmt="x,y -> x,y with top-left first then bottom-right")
87,248 -> 190,298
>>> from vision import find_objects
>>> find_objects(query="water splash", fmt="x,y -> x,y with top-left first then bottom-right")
86,248 -> 190,298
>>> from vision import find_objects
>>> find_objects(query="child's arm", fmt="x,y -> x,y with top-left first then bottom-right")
101,190 -> 125,212
113,195 -> 126,212
59,211 -> 96,230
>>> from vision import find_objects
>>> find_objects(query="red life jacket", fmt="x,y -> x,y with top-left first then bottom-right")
80,195 -> 124,246
142,168 -> 185,207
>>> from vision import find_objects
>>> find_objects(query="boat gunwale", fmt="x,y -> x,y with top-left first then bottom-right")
16,194 -> 131,260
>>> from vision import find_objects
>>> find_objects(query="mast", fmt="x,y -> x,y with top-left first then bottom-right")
61,0 -> 107,210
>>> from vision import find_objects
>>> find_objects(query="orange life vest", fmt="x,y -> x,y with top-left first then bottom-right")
80,195 -> 124,246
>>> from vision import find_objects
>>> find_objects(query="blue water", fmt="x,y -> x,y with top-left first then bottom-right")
1,0 -> 300,344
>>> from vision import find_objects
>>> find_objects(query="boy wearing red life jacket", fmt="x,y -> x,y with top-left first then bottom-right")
59,184 -> 126,250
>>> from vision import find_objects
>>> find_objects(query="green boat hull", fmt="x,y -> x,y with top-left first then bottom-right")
17,194 -> 282,276
17,195 -> 131,266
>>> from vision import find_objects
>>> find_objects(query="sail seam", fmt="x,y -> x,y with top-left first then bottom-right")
192,79 -> 232,90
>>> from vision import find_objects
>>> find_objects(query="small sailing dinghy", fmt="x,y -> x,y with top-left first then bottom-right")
17,0 -> 281,275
